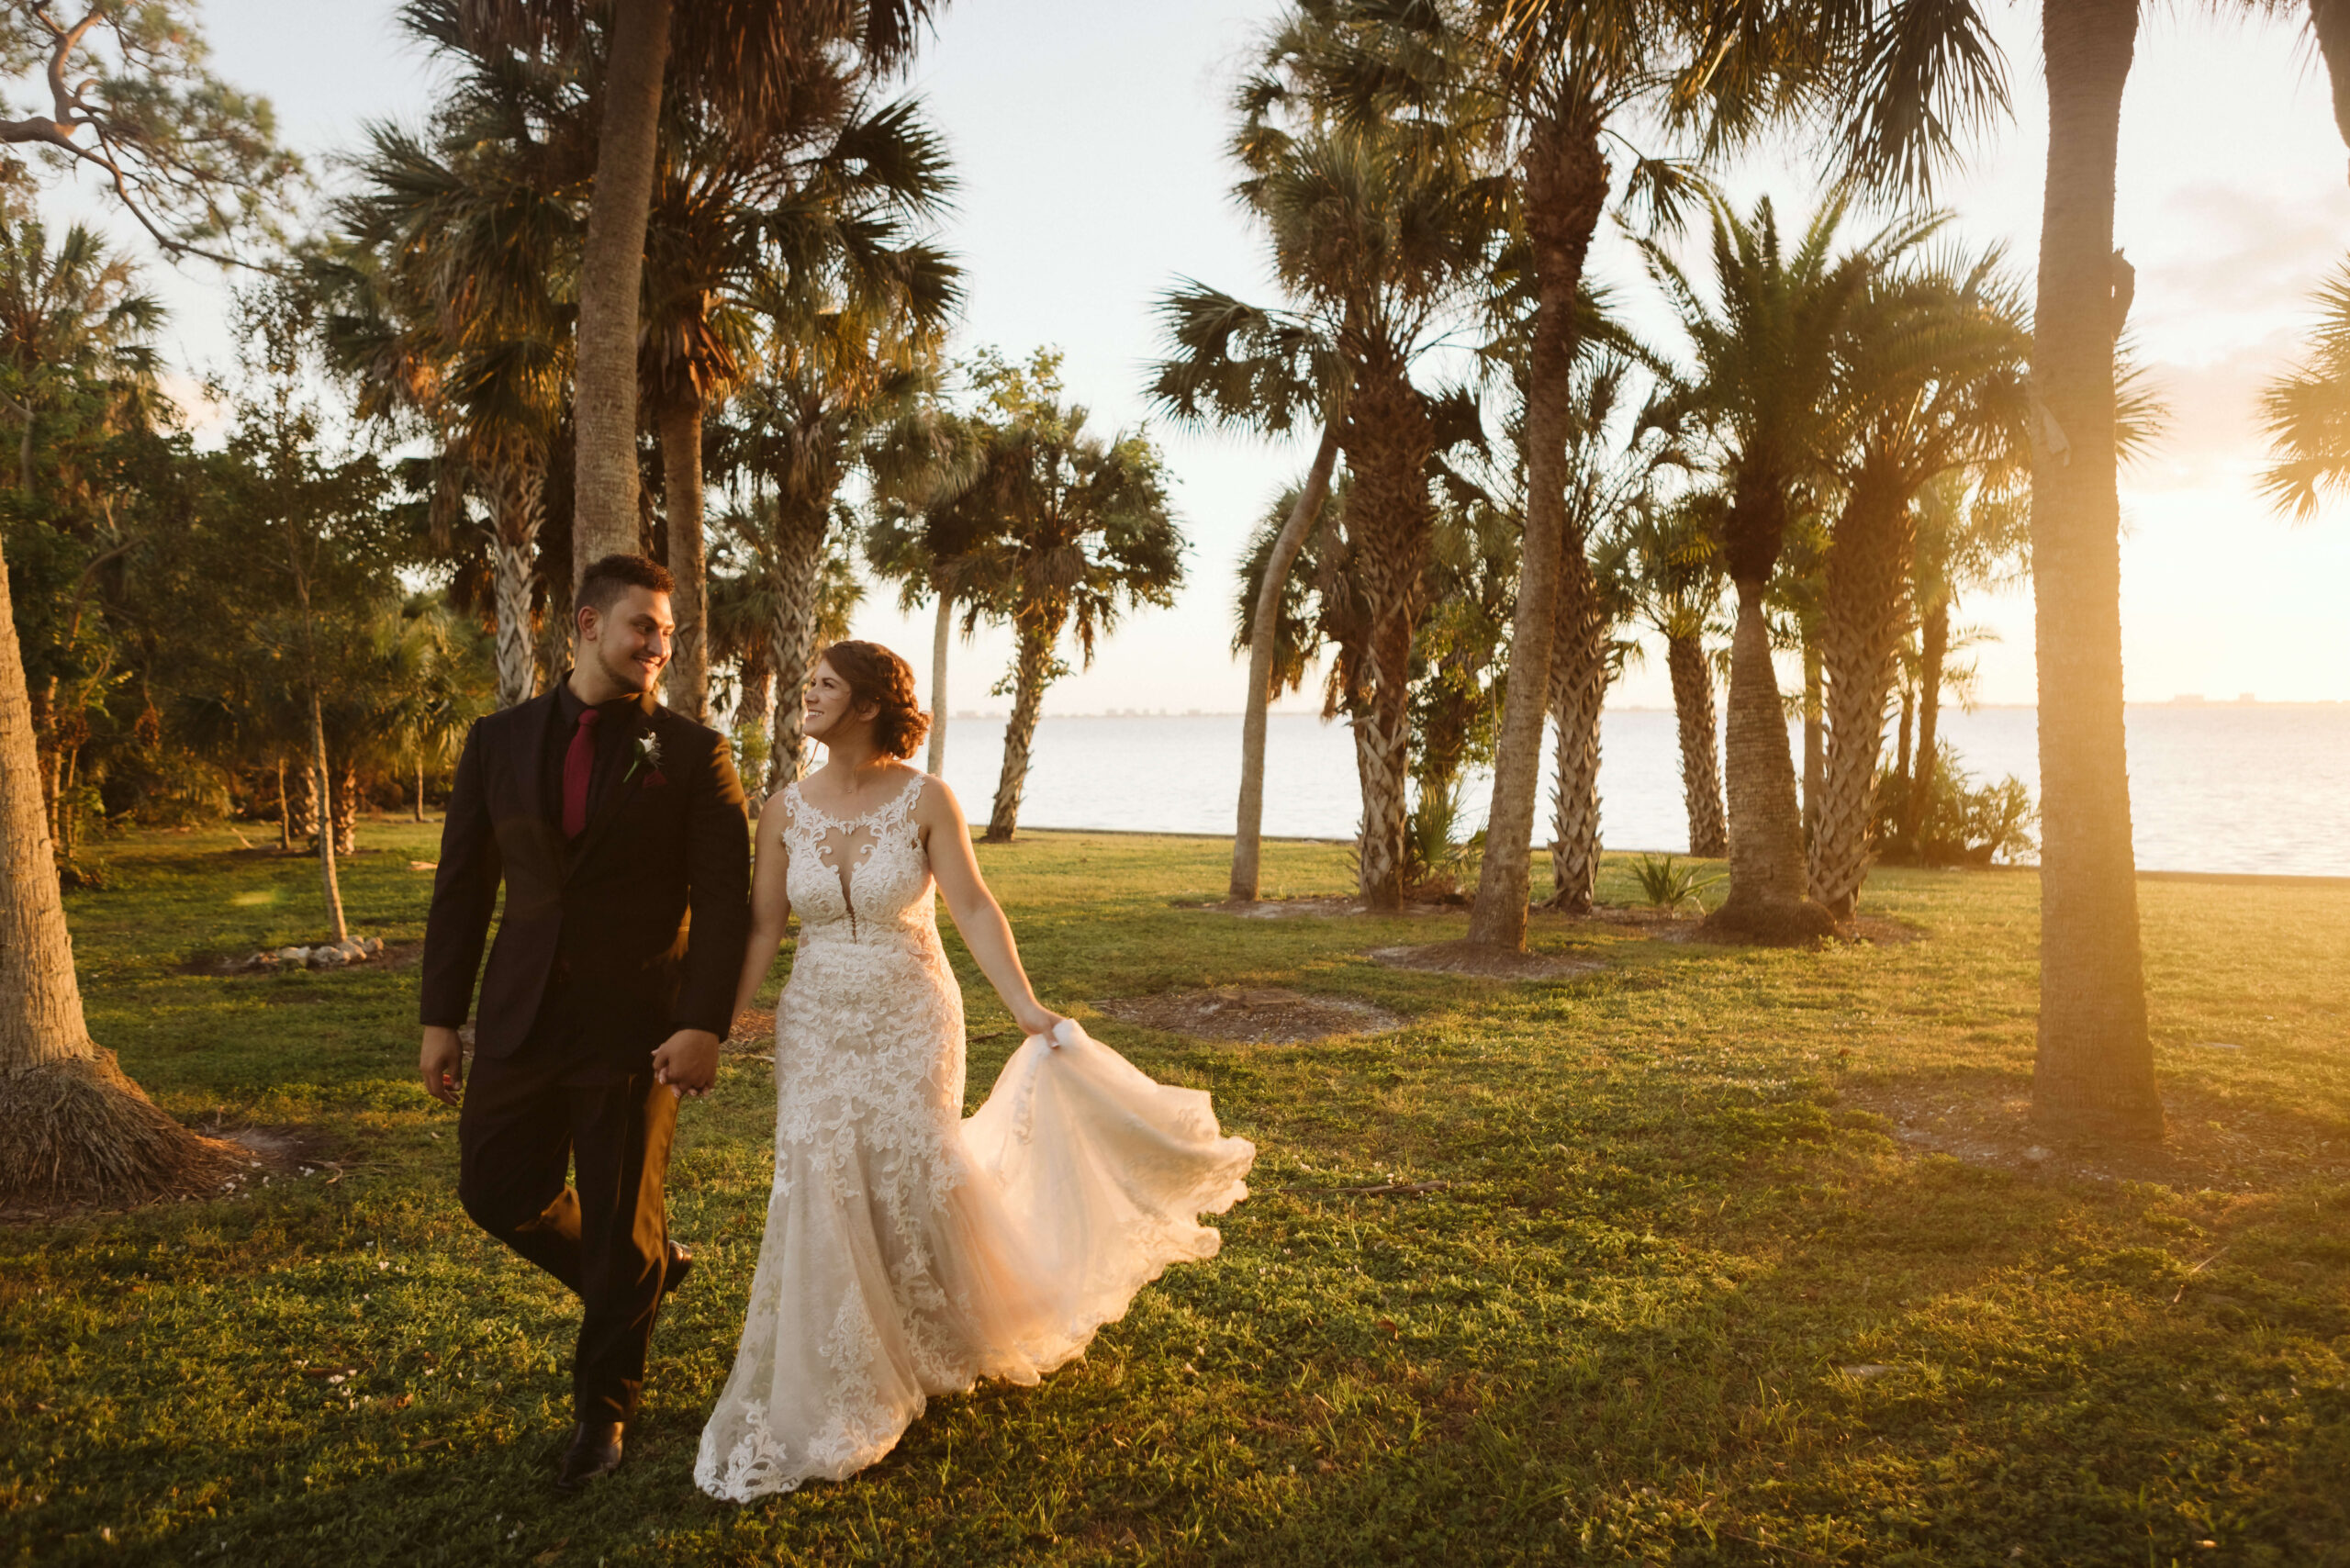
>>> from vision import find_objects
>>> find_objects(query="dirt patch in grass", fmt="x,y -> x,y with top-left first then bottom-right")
1366,941 -> 1605,980
174,941 -> 421,979
1096,986 -> 1404,1043
1840,1069 -> 2350,1193
726,1009 -> 776,1054
1591,907 -> 1924,946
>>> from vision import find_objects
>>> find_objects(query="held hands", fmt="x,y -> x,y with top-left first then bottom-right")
419,1025 -> 464,1107
651,1028 -> 722,1100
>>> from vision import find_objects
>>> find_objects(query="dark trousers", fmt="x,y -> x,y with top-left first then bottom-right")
457,1044 -> 678,1425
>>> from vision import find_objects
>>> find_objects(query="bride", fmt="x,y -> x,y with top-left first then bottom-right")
694,641 -> 1254,1501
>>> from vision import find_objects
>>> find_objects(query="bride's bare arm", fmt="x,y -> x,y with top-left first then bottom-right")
732,798 -> 794,1021
920,780 -> 1065,1039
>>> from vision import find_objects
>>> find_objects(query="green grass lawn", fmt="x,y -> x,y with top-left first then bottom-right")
4,821 -> 2346,1566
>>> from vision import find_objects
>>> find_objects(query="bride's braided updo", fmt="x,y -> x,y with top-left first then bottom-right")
821,640 -> 931,761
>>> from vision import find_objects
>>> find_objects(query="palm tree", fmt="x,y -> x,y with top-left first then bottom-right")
1606,493 -> 1729,857
863,408 -> 999,778
453,0 -> 946,582
1147,286 -> 1345,902
957,353 -> 1185,843
1225,33 -> 1505,906
2258,256 -> 2350,519
1645,198 -> 1930,942
1809,242 -> 2030,919
1309,0 -> 2012,951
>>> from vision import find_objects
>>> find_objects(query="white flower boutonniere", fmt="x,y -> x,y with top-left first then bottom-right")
624,731 -> 663,783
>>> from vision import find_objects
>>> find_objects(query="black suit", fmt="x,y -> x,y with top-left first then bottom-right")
421,679 -> 750,1424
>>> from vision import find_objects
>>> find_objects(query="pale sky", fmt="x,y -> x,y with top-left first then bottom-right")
31,0 -> 2350,714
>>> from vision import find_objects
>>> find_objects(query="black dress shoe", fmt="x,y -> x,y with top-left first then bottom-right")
555,1420 -> 623,1491
661,1240 -> 693,1296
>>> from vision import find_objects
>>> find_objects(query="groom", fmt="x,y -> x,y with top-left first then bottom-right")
418,553 -> 749,1490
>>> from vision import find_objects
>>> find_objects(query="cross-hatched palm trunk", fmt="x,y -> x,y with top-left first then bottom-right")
1811,471 -> 1915,916
659,392 -> 710,722
2029,0 -> 2161,1140
1545,543 -> 1610,912
1343,369 -> 1436,911
487,448 -> 545,711
0,532 -> 235,1201
761,506 -> 830,792
986,616 -> 1060,843
1469,125 -> 1609,948
1667,631 -> 1729,857
1230,422 -> 1339,902
571,0 -> 673,584
1707,578 -> 1833,941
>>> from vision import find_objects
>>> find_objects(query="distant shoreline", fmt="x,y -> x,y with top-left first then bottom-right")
998,824 -> 2350,885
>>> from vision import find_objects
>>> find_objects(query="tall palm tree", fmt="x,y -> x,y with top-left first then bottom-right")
1645,197 -> 1929,942
863,407 -> 998,778
453,0 -> 946,581
1147,286 -> 1346,902
1606,493 -> 1729,857
957,353 -> 1185,843
1809,242 -> 2030,919
1227,33 -> 1505,906
2258,256 -> 2350,518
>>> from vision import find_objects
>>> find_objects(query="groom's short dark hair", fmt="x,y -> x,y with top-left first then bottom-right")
576,554 -> 676,621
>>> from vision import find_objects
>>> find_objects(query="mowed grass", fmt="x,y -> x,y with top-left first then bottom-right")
3,820 -> 2346,1566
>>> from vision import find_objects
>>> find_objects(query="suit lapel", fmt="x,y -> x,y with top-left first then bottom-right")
567,700 -> 663,880
512,689 -> 559,831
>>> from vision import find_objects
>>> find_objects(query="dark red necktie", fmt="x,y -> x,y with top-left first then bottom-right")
562,708 -> 600,838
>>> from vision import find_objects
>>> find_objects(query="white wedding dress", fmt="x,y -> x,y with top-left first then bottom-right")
694,774 -> 1255,1502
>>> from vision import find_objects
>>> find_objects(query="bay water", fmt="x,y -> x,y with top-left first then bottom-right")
921,704 -> 2350,879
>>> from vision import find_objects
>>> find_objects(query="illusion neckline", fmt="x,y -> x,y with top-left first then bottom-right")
790,771 -> 924,830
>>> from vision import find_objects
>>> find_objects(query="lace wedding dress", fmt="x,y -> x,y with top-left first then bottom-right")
695,774 -> 1255,1501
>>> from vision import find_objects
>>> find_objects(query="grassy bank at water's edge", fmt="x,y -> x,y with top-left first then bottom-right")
3,823 -> 2345,1565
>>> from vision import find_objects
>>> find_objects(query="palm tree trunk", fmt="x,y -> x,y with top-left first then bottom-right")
491,542 -> 536,713
275,756 -> 292,849
413,756 -> 425,823
0,530 -> 229,1202
926,588 -> 953,778
986,622 -> 1058,843
310,691 -> 347,946
1341,367 -> 1438,913
2030,0 -> 2160,1141
331,759 -> 359,858
1544,545 -> 1609,913
1905,597 -> 1949,846
571,0 -> 673,585
1230,420 -> 1339,901
1895,682 -> 1915,790
761,506 -> 830,792
658,392 -> 710,722
1812,476 -> 1915,918
1706,577 -> 1838,942
1667,631 -> 1728,857
289,758 -> 319,844
1801,637 -> 1824,851
1469,122 -> 1609,949
740,633 -> 773,740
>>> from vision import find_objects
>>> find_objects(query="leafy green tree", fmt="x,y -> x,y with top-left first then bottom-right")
957,351 -> 1184,842
1644,197 -> 1928,942
1603,492 -> 1729,857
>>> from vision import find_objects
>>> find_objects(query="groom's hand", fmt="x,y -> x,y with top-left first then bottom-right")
651,1029 -> 722,1101
419,1025 -> 465,1107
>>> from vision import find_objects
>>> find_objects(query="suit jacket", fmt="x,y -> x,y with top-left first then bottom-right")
420,686 -> 751,1068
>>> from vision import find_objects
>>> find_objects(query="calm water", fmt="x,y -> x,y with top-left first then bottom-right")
920,705 -> 2350,879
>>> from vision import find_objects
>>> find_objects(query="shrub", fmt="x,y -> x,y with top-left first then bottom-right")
1630,852 -> 1720,912
1874,742 -> 2038,867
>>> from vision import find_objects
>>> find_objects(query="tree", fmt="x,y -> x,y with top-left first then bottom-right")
1607,492 -> 1729,857
456,0 -> 946,585
1809,242 -> 2029,919
1226,31 -> 1505,905
1645,198 -> 1928,942
957,351 -> 1184,843
1147,286 -> 1345,902
0,0 -> 290,1204
2258,256 -> 2350,518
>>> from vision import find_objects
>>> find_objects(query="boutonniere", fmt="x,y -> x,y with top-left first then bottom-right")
624,731 -> 665,785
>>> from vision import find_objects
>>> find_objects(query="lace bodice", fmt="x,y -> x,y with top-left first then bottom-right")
778,773 -> 934,950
